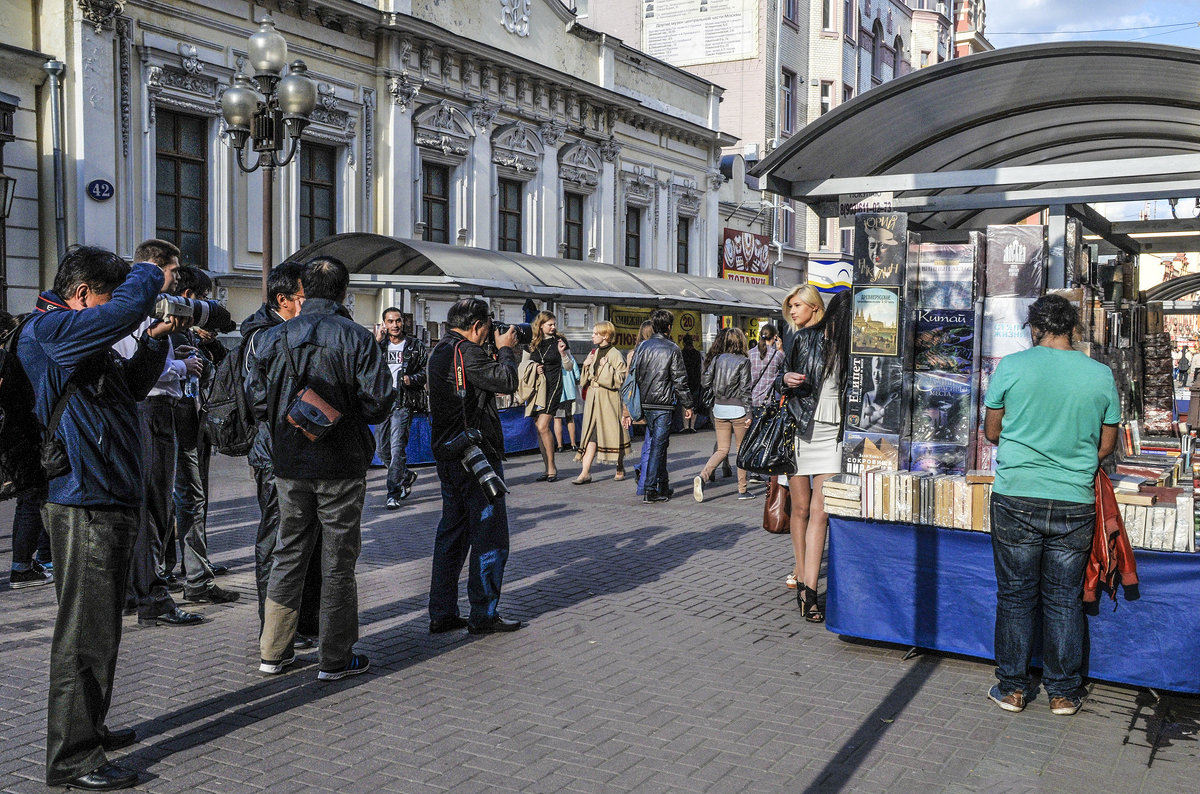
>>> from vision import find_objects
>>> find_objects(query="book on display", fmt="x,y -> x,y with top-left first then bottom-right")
911,373 -> 972,444
918,241 -> 977,309
985,225 -> 1046,298
844,355 -> 906,434
909,442 -> 970,476
841,433 -> 902,476
851,287 -> 902,357
853,213 -> 908,286
914,308 -> 975,374
982,298 -> 1035,358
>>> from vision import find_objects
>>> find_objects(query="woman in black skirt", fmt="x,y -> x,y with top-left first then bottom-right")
529,310 -> 572,481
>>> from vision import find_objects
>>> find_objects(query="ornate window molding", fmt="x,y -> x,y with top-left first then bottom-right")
558,141 -> 601,192
622,167 -> 655,208
673,181 -> 702,218
77,0 -> 125,33
387,72 -> 424,112
491,121 -> 543,177
413,100 -> 474,160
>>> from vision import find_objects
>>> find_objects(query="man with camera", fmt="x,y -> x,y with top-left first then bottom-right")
374,307 -> 427,509
249,256 -> 394,680
115,239 -> 207,627
18,245 -> 182,790
242,262 -> 323,649
427,298 -> 523,635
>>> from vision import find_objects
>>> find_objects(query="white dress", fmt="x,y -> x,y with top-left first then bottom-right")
793,377 -> 842,476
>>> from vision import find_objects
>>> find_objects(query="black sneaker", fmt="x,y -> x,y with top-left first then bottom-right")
9,566 -> 53,589
318,653 -> 370,681
738,490 -> 757,500
399,470 -> 418,500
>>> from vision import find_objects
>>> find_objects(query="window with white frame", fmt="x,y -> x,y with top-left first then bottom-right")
299,142 -> 337,246
780,70 -> 796,135
625,206 -> 642,268
421,161 -> 451,244
820,82 -> 834,115
155,110 -> 208,266
676,217 -> 691,274
563,192 -> 585,260
497,178 -> 523,253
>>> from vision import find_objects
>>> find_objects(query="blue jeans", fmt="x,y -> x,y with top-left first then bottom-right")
642,409 -> 673,497
429,457 -> 510,623
386,404 -> 414,499
990,492 -> 1095,699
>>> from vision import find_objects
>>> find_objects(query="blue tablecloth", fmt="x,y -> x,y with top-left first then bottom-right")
371,406 -> 549,466
826,517 -> 1200,694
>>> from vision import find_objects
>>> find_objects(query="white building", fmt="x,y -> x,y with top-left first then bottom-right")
0,0 -> 743,337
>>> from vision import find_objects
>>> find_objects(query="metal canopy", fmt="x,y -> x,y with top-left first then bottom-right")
286,233 -> 785,314
750,42 -> 1200,240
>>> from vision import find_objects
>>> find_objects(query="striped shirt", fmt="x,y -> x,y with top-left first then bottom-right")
749,344 -> 784,407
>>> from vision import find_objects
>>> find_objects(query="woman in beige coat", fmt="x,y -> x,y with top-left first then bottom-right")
572,321 -> 631,484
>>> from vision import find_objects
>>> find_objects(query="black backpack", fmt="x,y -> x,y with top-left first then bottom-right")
202,331 -> 257,456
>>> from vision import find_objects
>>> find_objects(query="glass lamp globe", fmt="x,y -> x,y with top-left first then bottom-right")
278,60 -> 318,116
220,73 -> 261,128
248,16 -> 288,76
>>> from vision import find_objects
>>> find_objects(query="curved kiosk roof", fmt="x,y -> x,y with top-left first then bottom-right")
751,42 -> 1200,245
288,233 -> 785,315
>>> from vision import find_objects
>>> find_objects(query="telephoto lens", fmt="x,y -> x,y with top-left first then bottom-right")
459,441 -> 508,503
152,295 -> 236,333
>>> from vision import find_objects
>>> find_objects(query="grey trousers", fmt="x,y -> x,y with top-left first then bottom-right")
252,466 -> 323,637
128,398 -> 178,619
43,503 -> 137,784
261,476 -> 365,671
173,401 -> 215,590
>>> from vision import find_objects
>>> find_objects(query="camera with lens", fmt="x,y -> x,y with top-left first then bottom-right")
438,427 -> 508,503
491,321 -> 532,347
152,295 -> 236,333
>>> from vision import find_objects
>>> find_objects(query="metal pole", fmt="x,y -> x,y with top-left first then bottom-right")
262,162 -> 274,303
44,61 -> 67,264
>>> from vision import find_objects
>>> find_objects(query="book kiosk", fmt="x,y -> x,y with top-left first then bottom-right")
747,42 -> 1200,693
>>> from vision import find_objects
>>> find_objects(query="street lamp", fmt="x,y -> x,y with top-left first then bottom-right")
220,15 -> 317,301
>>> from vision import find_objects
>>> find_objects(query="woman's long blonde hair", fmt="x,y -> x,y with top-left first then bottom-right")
782,284 -> 826,330
530,310 -> 557,349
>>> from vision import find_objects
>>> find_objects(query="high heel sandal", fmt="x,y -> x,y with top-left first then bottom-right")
798,586 -> 825,623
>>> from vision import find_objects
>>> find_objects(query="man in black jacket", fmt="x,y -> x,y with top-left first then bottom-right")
241,262 -> 322,649
626,309 -> 693,503
427,298 -> 522,634
249,256 -> 394,680
375,307 -> 427,508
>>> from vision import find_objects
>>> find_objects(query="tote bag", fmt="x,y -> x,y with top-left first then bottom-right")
736,396 -> 797,476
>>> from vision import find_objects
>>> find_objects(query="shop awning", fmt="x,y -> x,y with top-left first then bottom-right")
286,233 -> 785,314
750,42 -> 1200,246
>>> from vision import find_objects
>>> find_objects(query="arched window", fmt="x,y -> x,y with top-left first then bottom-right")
894,36 -> 905,75
871,21 -> 885,81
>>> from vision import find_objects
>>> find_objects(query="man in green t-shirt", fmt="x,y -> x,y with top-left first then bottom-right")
983,295 -> 1119,717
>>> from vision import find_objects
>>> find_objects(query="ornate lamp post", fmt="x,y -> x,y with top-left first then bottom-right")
220,16 -> 317,301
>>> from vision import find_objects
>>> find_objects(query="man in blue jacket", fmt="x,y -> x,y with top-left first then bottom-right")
18,246 -> 179,790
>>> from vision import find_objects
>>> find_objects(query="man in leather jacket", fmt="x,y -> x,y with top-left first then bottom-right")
427,297 -> 523,635
626,309 -> 693,502
249,256 -> 394,681
374,307 -> 427,508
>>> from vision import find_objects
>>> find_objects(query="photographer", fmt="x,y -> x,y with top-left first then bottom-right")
114,239 -> 204,628
18,246 -> 177,790
427,298 -> 522,635
171,265 -> 238,604
249,256 -> 394,681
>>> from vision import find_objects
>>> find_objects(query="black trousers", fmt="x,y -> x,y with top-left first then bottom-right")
43,503 -> 137,784
253,466 -> 322,637
128,398 -> 178,619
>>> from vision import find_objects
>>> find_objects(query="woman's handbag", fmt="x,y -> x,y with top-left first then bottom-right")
737,395 -> 797,475
620,353 -> 642,421
762,476 -> 791,534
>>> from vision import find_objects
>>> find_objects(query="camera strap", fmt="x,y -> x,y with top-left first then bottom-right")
451,338 -> 470,432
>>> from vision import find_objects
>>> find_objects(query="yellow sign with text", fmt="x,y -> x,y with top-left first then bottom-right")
610,306 -> 701,351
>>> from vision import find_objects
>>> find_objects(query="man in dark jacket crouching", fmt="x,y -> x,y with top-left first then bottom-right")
18,246 -> 177,790
249,256 -> 394,681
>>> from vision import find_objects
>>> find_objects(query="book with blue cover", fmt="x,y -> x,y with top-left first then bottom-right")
909,442 -> 971,476
918,240 -> 978,309
914,308 -> 974,374
911,372 -> 972,444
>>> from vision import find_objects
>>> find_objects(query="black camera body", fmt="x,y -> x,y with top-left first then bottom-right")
438,427 -> 508,503
152,295 -> 236,333
492,322 -> 532,347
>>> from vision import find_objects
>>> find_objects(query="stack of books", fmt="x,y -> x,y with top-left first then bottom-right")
824,469 -> 993,531
822,474 -> 862,518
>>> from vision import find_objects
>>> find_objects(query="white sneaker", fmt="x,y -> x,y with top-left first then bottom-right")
259,652 -> 296,675
693,475 -> 704,503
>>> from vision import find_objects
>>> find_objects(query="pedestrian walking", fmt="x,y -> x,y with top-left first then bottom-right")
983,294 -> 1120,717
693,327 -> 754,502
572,321 -> 630,484
681,334 -> 702,433
375,307 -> 427,509
250,256 -> 394,681
527,311 -> 571,482
747,323 -> 784,485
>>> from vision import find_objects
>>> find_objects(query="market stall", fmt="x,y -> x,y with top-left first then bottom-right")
750,41 -> 1200,693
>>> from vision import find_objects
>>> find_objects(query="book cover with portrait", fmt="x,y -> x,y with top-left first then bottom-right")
911,372 -> 972,445
853,212 -> 908,286
844,355 -> 906,435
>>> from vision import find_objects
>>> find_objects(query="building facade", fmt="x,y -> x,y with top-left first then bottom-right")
0,0 -> 734,339
952,0 -> 993,59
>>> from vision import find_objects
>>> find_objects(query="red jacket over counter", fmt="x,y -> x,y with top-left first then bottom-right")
1085,471 -> 1139,604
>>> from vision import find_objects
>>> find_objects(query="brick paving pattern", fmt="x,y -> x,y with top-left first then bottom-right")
2,430 -> 1197,792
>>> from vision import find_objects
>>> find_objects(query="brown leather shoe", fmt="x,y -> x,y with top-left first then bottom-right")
1049,695 -> 1082,716
987,685 -> 1025,712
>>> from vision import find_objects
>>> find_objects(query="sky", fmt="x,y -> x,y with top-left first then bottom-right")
983,3 -> 1200,223
986,1 -> 1200,49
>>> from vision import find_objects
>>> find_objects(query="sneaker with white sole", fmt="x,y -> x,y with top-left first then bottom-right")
987,684 -> 1025,713
738,490 -> 757,500
259,652 -> 296,675
1049,695 -> 1082,715
317,653 -> 370,681
693,475 -> 704,503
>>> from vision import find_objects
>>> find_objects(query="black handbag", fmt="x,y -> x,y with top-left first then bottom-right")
737,395 -> 797,476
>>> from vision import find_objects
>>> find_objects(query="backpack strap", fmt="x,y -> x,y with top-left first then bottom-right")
6,313 -> 78,443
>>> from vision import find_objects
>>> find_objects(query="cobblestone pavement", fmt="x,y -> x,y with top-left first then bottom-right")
2,430 -> 1198,793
